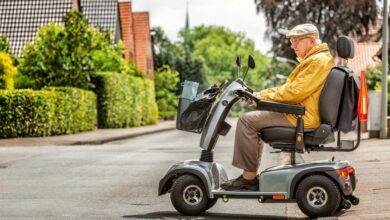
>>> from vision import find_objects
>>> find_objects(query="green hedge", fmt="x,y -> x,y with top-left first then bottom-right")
93,72 -> 158,128
0,87 -> 96,137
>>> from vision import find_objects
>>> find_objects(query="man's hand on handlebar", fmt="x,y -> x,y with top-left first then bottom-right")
240,92 -> 260,107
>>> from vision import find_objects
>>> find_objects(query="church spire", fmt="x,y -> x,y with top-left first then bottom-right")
185,0 -> 190,30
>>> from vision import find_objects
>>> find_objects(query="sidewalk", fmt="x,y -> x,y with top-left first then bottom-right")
299,137 -> 390,219
0,120 -> 176,147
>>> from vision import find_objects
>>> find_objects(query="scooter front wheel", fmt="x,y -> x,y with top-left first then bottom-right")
296,175 -> 341,218
170,174 -> 210,215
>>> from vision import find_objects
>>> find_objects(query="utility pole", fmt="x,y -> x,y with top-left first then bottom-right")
380,0 -> 389,139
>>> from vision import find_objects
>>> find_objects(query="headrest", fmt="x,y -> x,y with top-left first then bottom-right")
337,36 -> 354,59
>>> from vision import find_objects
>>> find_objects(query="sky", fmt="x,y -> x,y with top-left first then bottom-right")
131,0 -> 272,54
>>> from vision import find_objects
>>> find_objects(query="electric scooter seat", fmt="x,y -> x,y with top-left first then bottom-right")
259,36 -> 355,151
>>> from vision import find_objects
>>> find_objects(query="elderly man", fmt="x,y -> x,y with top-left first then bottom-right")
221,23 -> 335,191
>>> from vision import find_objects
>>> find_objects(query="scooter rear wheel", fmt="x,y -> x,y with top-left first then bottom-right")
170,174 -> 210,215
296,175 -> 341,218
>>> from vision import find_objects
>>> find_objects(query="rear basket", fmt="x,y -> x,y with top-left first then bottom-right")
176,97 -> 212,133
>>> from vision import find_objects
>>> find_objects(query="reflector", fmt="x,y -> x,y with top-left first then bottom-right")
272,195 -> 285,200
358,70 -> 368,121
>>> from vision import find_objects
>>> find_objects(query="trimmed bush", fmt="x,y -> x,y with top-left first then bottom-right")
93,72 -> 158,128
0,87 -> 96,138
142,79 -> 159,125
44,87 -> 97,134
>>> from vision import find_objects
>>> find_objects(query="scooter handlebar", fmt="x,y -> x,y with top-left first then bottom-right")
234,90 -> 259,102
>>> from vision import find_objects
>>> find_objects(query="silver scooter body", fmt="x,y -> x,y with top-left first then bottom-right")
200,80 -> 244,151
159,79 -> 354,201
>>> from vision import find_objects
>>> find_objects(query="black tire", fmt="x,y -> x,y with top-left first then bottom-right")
206,198 -> 218,210
296,175 -> 341,218
337,198 -> 352,212
170,175 -> 210,216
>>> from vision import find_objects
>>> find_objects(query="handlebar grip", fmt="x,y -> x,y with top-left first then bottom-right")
234,90 -> 259,102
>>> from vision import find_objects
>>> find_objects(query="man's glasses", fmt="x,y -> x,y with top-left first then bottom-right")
290,36 -> 311,44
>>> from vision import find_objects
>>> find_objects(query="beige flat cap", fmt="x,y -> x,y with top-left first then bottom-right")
278,23 -> 319,38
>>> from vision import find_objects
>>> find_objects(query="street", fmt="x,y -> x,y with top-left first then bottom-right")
1,118 -> 390,219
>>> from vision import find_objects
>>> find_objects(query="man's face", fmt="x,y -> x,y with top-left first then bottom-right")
290,35 -> 315,58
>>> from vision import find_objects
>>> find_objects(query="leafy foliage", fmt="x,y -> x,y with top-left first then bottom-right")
255,0 -> 379,59
123,62 -> 144,78
363,64 -> 390,115
13,72 -> 36,89
0,52 -> 17,90
174,51 -> 207,89
261,57 -> 295,88
0,35 -> 18,65
151,25 -> 295,117
154,66 -> 180,119
0,87 -> 96,137
185,25 -> 271,90
19,11 -> 123,90
151,27 -> 180,69
151,27 -> 207,89
91,31 -> 126,73
92,72 -> 158,128
365,64 -> 382,91
0,35 -> 11,54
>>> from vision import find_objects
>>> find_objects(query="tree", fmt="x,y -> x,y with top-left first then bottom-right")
154,65 -> 180,119
0,52 -> 16,90
255,0 -> 379,60
90,30 -> 126,73
19,11 -> 123,90
0,35 -> 11,54
151,27 -> 207,89
184,25 -> 271,90
0,35 -> 18,65
151,27 -> 180,70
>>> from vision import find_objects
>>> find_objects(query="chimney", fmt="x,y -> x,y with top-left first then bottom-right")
133,12 -> 154,76
118,0 -> 136,62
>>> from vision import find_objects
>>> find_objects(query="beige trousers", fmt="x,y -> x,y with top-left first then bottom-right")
233,111 -> 294,172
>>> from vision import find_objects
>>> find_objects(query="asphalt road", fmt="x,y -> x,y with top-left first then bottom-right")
3,117 -> 387,219
0,118 -> 310,220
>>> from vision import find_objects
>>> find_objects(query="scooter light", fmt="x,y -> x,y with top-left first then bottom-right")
336,166 -> 352,180
347,166 -> 355,174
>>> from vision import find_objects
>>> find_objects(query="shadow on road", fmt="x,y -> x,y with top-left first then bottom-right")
123,211 -> 308,220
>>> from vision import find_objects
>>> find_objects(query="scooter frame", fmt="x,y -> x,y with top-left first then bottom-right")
159,78 -> 359,218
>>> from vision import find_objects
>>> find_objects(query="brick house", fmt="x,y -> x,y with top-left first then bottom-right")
0,0 -> 153,75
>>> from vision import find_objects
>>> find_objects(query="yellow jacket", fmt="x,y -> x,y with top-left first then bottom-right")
260,43 -> 334,128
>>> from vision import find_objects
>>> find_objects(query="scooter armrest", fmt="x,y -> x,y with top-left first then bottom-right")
257,101 -> 305,115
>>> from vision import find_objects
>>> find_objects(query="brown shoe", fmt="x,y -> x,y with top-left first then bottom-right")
220,175 -> 259,191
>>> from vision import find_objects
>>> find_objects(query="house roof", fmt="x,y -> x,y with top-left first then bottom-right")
343,41 -> 382,73
0,0 -> 119,57
80,0 -> 119,41
0,0 -> 72,56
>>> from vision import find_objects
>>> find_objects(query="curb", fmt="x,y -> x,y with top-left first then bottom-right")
72,127 -> 176,145
0,122 -> 176,147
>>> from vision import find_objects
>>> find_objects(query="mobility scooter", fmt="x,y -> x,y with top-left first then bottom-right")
158,36 -> 361,218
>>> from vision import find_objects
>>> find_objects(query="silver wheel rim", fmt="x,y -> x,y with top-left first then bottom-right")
183,185 -> 203,206
306,186 -> 328,208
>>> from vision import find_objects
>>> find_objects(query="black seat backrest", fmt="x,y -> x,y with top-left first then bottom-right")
319,36 -> 354,128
